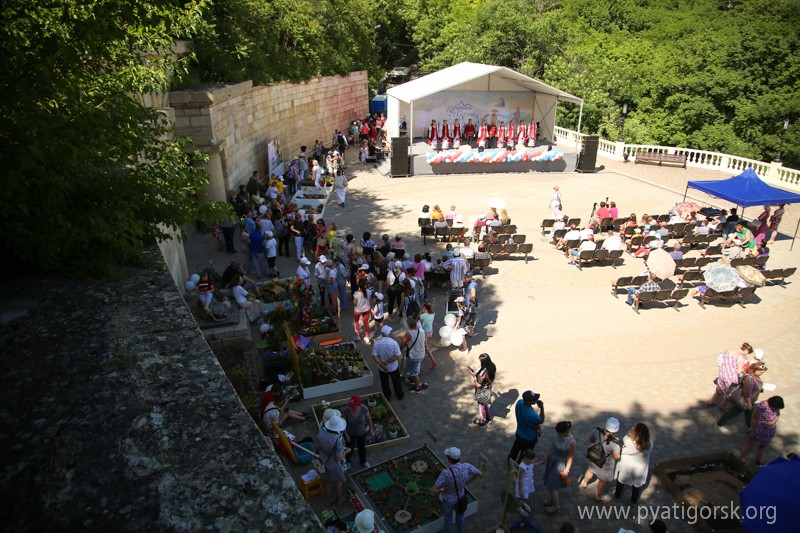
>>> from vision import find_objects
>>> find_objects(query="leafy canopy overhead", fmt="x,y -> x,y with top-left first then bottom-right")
0,0 -> 227,277
397,0 -> 799,167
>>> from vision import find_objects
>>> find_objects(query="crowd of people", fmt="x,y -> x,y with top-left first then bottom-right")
194,142 -> 794,533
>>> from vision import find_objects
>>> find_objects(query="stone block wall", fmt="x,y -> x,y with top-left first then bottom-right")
171,72 -> 369,199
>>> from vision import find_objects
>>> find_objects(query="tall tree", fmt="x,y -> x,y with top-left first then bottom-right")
0,0 -> 224,277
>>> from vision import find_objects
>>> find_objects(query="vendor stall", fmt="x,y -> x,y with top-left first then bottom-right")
312,393 -> 409,451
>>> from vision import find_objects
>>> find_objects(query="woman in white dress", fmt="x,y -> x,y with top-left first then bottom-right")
580,417 -> 622,502
549,186 -> 562,218
334,169 -> 348,207
614,422 -> 653,504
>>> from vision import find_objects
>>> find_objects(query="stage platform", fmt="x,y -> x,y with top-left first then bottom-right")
406,140 -> 577,175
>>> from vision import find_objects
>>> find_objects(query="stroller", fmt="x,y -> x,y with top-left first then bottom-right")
446,288 -> 465,316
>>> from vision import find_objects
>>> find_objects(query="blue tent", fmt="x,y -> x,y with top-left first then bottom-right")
739,454 -> 800,533
686,168 -> 800,207
684,167 -> 800,248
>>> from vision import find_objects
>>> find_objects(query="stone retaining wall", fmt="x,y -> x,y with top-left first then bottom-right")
171,72 -> 369,200
0,248 -> 321,531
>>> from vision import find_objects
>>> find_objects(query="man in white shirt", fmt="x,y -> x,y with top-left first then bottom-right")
601,230 -> 623,251
372,325 -> 404,401
569,234 -> 596,265
314,255 -> 329,305
556,223 -> 580,250
312,160 -> 323,189
442,250 -> 469,289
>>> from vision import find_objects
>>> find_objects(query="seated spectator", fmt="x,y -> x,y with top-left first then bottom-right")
419,204 -> 431,219
196,269 -> 215,313
569,234 -> 596,266
500,209 -> 511,225
597,201 -> 610,221
441,243 -> 455,263
708,209 -> 727,231
669,243 -> 684,262
641,214 -> 654,227
626,274 -> 660,306
609,201 -> 619,219
602,230 -> 623,251
391,234 -> 406,252
656,220 -> 670,238
556,223 -> 580,250
479,231 -> 499,255
549,216 -> 568,242
433,216 -> 448,229
232,274 -> 264,322
262,391 -> 312,439
693,219 -> 711,236
445,205 -> 459,221
622,213 -> 638,233
579,227 -> 594,240
723,208 -> 740,237
431,204 -> 444,221
725,223 -> 757,257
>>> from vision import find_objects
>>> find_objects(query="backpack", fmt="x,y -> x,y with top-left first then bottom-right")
412,276 -> 425,305
406,298 -> 420,318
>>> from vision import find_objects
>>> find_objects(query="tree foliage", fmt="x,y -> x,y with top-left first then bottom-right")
0,0 -> 226,277
398,0 -> 800,168
185,0 -> 380,85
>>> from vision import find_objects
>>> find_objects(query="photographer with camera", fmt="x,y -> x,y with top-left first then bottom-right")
508,391 -> 546,464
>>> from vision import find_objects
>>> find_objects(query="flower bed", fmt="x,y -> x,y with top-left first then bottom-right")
311,393 -> 409,451
298,341 -> 373,399
350,446 -> 478,533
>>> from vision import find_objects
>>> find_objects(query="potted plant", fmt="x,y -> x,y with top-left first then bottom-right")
387,419 -> 402,439
366,396 -> 377,408
370,404 -> 388,420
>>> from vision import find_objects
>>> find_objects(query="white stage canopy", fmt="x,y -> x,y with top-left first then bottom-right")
386,61 -> 584,143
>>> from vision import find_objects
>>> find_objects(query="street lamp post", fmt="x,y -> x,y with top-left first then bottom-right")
774,118 -> 790,164
617,103 -> 629,143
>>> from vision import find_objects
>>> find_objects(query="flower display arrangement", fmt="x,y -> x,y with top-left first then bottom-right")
300,341 -> 370,386
312,393 -> 407,449
351,446 -> 474,533
256,278 -> 294,304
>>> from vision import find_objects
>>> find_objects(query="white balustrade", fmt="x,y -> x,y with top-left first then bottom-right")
554,125 -> 799,192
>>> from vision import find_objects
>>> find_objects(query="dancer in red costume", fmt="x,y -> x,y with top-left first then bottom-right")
464,119 -> 476,146
497,121 -> 507,149
428,120 -> 439,150
477,119 -> 488,149
507,120 -> 516,149
441,120 -> 451,150
527,121 -> 537,147
517,120 -> 527,146
452,119 -> 463,148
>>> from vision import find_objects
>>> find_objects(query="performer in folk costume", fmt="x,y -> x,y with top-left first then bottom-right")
477,119 -> 489,148
497,121 -> 507,148
452,119 -> 462,148
441,120 -> 451,150
428,120 -> 439,150
517,120 -> 527,146
506,120 -> 516,149
487,121 -> 498,149
464,119 -> 477,146
526,121 -> 537,147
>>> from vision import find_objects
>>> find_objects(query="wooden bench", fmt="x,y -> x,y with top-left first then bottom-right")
635,151 -> 687,168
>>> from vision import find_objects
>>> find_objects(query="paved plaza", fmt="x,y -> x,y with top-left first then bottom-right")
186,157 -> 800,532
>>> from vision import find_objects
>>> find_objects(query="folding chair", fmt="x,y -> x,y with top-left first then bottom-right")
608,249 -> 624,268
517,243 -> 534,263
611,276 -> 633,297
574,249 -> 595,270
512,234 -> 527,244
634,290 -> 657,312
540,219 -> 555,235
567,218 -> 581,227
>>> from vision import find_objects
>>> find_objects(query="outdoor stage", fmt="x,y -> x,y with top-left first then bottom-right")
408,140 -> 577,175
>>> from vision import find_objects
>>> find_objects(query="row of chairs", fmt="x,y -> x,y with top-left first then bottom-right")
482,233 -> 527,244
541,218 -> 581,234
483,242 -> 535,263
573,248 -> 625,270
633,288 -> 690,312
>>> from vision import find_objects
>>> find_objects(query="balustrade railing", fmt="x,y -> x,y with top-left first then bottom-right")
553,126 -> 800,192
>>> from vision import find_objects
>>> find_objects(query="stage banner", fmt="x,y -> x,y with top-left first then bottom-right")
413,91 -> 535,135
268,139 -> 284,177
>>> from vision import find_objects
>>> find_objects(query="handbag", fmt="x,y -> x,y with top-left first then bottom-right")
586,428 -> 616,468
474,384 -> 492,405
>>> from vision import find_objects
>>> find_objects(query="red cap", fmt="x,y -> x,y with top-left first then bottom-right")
349,395 -> 361,407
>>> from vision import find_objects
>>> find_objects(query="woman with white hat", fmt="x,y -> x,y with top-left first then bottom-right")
353,509 -> 383,533
579,417 -> 622,502
315,414 -> 351,505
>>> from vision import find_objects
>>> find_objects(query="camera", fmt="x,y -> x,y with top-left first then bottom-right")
532,393 -> 541,402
